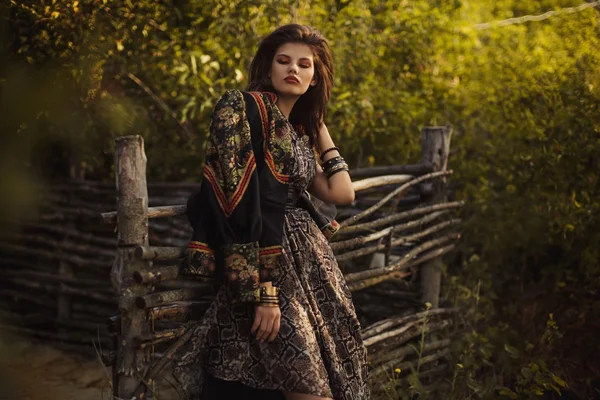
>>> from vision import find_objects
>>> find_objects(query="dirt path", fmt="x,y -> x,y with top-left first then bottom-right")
0,338 -> 179,400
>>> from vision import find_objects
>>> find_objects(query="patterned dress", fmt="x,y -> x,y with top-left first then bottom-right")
175,105 -> 370,399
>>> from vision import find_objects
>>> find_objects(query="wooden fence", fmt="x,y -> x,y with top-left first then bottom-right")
0,126 -> 461,398
100,126 -> 462,399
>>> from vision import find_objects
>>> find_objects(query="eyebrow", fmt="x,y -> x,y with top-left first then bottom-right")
276,53 -> 313,61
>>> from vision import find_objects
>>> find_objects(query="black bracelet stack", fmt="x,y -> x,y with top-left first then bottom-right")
321,153 -> 349,179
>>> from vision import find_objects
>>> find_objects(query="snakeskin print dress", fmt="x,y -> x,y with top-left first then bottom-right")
175,112 -> 370,399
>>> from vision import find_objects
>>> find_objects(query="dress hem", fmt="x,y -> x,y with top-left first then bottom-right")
206,370 -> 334,398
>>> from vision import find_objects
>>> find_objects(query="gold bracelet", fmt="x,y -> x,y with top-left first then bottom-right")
259,285 -> 280,307
260,286 -> 279,297
258,303 -> 279,308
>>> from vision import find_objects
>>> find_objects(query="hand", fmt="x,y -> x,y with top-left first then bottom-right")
251,304 -> 281,343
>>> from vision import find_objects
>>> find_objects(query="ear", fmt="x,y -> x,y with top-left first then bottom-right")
310,79 -> 317,86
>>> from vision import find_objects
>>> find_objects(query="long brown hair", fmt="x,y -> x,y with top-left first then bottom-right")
247,24 -> 334,144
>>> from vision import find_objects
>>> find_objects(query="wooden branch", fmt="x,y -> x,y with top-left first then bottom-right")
14,221 -> 117,247
332,212 -> 454,252
384,231 -> 393,266
331,227 -> 392,252
132,265 -> 179,284
102,205 -> 187,224
133,327 -> 186,349
344,233 -> 459,282
337,222 -> 459,263
3,276 -> 117,304
4,309 -> 110,336
113,135 -> 150,397
420,126 -> 452,308
371,347 -> 451,377
370,338 -> 451,369
351,192 -> 422,208
339,170 -> 453,228
0,289 -> 56,308
0,243 -> 110,268
2,233 -> 116,259
135,289 -> 195,309
127,72 -> 192,141
352,175 -> 413,192
135,246 -> 186,260
148,220 -> 190,238
364,288 -> 419,301
350,164 -> 433,179
362,308 -> 457,340
149,302 -> 191,322
71,303 -> 116,319
475,1 -> 600,30
0,324 -> 108,345
0,267 -> 110,288
57,260 -> 72,320
107,315 -> 121,335
338,201 -> 464,236
346,243 -> 457,291
349,270 -> 413,292
101,350 -> 116,367
365,317 -> 453,349
395,347 -> 451,372
142,327 -> 194,386
351,244 -> 456,292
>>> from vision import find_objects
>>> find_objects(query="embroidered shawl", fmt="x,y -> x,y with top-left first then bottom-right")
182,89 -> 339,302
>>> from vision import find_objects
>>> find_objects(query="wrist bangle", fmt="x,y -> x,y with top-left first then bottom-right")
259,285 -> 280,306
327,166 -> 349,178
320,146 -> 340,161
325,162 -> 348,177
322,156 -> 344,170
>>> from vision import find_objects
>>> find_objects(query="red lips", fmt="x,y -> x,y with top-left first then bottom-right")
284,76 -> 299,83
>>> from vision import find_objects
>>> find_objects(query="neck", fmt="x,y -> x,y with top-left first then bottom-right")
275,94 -> 299,120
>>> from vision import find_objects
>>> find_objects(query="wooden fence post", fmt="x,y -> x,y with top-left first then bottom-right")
56,260 -> 72,319
419,126 -> 452,308
112,135 -> 151,398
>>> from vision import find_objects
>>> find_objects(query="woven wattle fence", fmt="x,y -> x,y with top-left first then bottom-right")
0,126 -> 462,398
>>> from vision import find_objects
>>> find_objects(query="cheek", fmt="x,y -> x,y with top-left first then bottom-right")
303,69 -> 315,84
271,63 -> 285,78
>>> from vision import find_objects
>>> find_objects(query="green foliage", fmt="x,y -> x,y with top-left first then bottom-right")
3,0 -> 600,398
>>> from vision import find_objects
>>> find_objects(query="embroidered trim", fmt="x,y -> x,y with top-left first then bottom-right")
238,288 -> 262,303
187,241 -> 215,253
248,92 -> 289,184
181,241 -> 217,277
223,242 -> 260,302
259,245 -> 283,257
258,245 -> 282,282
321,220 -> 340,240
202,89 -> 257,218
203,155 -> 256,217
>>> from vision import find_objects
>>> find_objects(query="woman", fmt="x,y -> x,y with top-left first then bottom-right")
175,24 -> 370,400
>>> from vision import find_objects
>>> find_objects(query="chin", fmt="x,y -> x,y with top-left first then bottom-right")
273,84 -> 309,97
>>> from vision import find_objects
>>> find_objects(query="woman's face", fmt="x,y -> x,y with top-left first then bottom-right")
269,42 -> 316,98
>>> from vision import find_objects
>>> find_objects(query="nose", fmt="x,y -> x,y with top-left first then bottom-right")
288,63 -> 298,74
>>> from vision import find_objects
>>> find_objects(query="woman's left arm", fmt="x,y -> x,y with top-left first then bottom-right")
308,123 -> 355,205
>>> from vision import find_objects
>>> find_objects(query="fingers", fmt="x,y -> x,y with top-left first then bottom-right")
257,317 -> 274,343
252,306 -> 281,343
251,310 -> 262,335
267,316 -> 280,342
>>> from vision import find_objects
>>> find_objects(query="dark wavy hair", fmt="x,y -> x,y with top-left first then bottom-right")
247,24 -> 334,144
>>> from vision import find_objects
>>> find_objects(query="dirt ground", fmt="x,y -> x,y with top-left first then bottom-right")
0,336 -> 179,400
